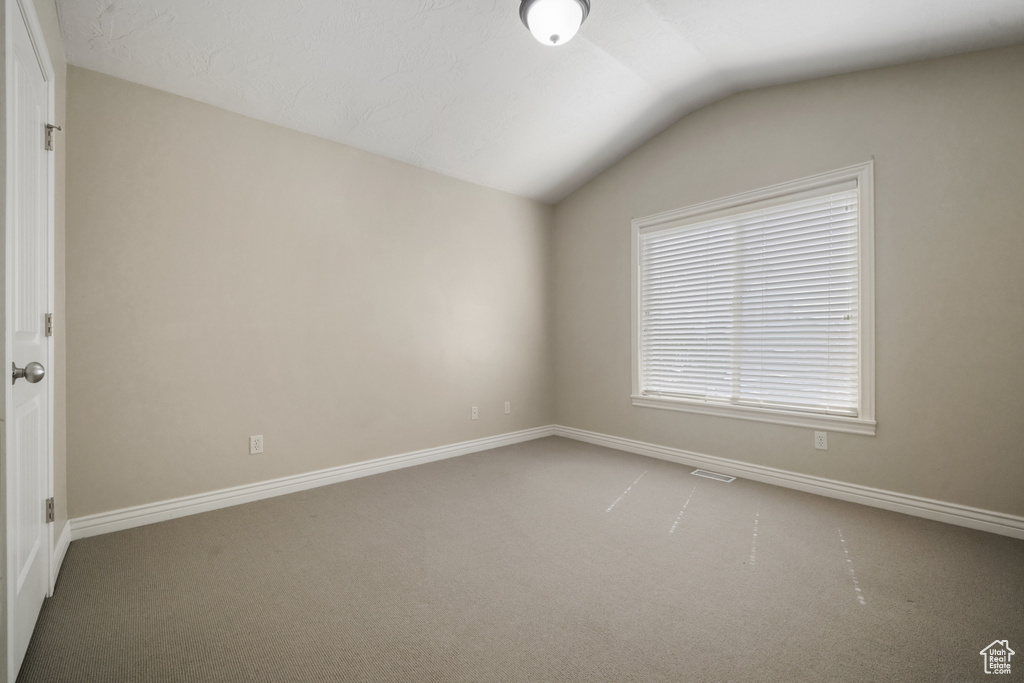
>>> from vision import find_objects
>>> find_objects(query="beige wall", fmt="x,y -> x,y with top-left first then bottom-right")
553,45 -> 1024,517
66,67 -> 553,518
65,44 -> 1024,522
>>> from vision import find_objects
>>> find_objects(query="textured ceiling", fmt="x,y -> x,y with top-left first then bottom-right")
57,0 -> 1024,203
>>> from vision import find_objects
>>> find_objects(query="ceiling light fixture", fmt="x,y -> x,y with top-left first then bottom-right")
519,0 -> 590,46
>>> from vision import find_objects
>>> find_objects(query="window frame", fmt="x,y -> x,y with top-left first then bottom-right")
631,162 -> 876,436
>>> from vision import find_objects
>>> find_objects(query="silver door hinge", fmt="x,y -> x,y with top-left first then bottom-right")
45,313 -> 54,337
45,497 -> 55,523
45,124 -> 62,152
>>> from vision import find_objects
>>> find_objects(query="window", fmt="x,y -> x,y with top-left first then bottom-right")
631,162 -> 875,435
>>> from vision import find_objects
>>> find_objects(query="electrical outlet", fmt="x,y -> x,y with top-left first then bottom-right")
250,435 -> 264,455
471,406 -> 478,420
504,401 -> 511,414
814,431 -> 827,451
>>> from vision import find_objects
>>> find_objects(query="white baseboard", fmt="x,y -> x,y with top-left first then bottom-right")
553,425 -> 1024,540
68,423 -> 1024,543
70,425 -> 556,541
50,520 -> 71,594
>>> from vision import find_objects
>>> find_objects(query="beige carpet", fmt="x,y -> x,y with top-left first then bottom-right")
19,437 -> 1024,682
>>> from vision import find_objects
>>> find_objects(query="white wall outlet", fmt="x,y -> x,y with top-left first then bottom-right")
814,431 -> 827,451
471,406 -> 478,420
250,435 -> 264,455
504,401 -> 511,414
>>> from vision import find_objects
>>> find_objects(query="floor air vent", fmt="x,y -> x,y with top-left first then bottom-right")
691,469 -> 736,483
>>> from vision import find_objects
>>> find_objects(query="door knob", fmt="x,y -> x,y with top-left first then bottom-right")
12,361 -> 45,385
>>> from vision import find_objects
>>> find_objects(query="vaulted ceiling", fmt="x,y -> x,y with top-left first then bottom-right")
57,0 -> 1024,203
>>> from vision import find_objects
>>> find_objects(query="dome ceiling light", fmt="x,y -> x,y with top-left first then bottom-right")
519,0 -> 591,46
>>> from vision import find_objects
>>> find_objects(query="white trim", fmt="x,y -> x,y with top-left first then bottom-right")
631,161 -> 876,434
49,522 -> 70,594
66,423 -> 1024,546
632,162 -> 874,232
70,426 -> 556,540
630,396 -> 876,436
553,426 -> 1024,540
40,0 -> 58,603
857,160 -> 876,425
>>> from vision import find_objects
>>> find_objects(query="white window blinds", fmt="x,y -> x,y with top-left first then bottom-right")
638,183 -> 860,417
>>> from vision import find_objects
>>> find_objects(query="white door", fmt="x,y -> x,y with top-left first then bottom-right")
6,0 -> 54,678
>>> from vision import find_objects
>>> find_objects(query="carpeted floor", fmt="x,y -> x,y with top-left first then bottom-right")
18,436 -> 1024,681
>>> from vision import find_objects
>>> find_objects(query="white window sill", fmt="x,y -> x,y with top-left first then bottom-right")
631,395 -> 876,436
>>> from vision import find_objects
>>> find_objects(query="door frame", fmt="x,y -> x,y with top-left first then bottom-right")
4,0 -> 56,679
